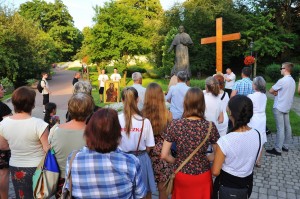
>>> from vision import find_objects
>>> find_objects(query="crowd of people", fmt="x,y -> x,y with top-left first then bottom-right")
0,62 -> 298,199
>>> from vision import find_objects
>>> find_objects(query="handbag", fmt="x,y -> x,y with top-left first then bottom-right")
32,148 -> 60,199
218,129 -> 261,199
60,150 -> 79,199
164,122 -> 212,195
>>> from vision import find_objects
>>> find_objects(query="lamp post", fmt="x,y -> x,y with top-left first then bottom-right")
249,40 -> 254,78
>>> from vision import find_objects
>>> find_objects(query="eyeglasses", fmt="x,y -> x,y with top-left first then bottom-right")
280,68 -> 285,70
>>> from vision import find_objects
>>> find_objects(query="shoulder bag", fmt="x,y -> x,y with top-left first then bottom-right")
218,129 -> 261,199
164,122 -> 212,195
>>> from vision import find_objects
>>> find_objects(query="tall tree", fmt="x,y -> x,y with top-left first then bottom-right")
19,0 -> 83,61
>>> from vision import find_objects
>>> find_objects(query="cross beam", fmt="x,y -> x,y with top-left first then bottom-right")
201,18 -> 241,73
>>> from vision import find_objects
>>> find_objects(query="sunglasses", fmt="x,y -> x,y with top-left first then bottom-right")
280,67 -> 285,70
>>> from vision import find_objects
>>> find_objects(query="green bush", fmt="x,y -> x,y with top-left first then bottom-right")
265,63 -> 300,82
0,78 -> 14,93
126,66 -> 147,76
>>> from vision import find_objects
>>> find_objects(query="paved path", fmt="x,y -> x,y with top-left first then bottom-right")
6,70 -> 300,199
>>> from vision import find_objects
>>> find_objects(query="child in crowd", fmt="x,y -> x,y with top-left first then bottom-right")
44,102 -> 60,129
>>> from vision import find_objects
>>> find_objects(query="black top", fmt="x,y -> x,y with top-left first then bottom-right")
0,101 -> 12,122
72,77 -> 79,85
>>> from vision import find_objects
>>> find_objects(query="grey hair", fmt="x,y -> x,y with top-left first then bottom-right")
73,81 -> 92,95
253,76 -> 266,93
132,72 -> 142,82
177,71 -> 187,82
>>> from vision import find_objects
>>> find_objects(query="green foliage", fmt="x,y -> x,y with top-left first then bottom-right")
0,77 -> 14,93
0,8 -> 55,87
126,66 -> 147,77
19,0 -> 83,61
265,63 -> 300,81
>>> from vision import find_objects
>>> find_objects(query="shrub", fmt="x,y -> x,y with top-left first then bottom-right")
265,63 -> 300,82
0,78 -> 14,93
126,66 -> 147,76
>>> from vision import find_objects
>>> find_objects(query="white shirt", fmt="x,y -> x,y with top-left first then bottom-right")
272,75 -> 296,113
0,117 -> 48,167
98,74 -> 109,87
118,114 -> 155,152
41,78 -> 49,94
131,84 -> 146,111
216,91 -> 229,136
203,91 -> 222,126
217,129 -> 261,177
224,72 -> 236,89
110,73 -> 122,81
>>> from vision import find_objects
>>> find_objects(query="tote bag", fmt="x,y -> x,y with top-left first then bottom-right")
32,148 -> 60,199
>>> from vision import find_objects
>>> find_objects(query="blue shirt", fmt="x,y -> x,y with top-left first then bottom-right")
232,77 -> 253,96
65,147 -> 147,199
165,82 -> 190,119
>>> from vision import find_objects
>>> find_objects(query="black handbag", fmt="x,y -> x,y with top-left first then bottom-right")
218,130 -> 261,199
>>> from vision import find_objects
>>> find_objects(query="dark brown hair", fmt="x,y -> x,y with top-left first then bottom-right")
68,93 -> 94,121
12,86 -> 36,113
121,87 -> 141,136
183,87 -> 205,118
214,74 -> 225,90
85,108 -> 121,153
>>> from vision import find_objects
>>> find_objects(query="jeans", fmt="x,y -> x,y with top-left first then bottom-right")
273,108 -> 292,152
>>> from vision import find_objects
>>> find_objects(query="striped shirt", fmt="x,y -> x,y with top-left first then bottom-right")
65,147 -> 147,199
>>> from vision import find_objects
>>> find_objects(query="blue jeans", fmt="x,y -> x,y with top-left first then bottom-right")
273,108 -> 292,152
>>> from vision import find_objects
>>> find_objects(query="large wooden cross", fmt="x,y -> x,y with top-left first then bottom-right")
201,17 -> 241,73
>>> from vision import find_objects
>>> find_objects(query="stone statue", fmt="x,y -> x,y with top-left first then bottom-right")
168,25 -> 194,77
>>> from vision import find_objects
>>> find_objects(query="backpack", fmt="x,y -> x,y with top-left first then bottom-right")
37,80 -> 45,93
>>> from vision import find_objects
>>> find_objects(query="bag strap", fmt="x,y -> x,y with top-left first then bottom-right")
174,122 -> 212,174
65,150 -> 79,195
136,119 -> 145,155
221,91 -> 226,100
37,148 -> 51,171
253,129 -> 261,168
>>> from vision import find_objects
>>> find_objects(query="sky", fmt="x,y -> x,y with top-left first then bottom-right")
8,0 -> 185,30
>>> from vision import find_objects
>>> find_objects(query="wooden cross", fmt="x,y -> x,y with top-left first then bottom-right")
201,17 -> 241,73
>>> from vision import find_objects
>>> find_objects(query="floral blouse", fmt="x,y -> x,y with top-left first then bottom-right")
163,118 -> 219,175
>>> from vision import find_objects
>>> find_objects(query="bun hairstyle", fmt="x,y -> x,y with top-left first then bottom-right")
121,87 -> 141,135
205,76 -> 220,96
228,95 -> 253,132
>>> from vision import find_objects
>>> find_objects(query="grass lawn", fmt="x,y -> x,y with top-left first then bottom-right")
68,67 -> 300,136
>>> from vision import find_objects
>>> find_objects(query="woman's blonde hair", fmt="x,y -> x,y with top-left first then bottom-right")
183,88 -> 205,118
205,76 -> 220,96
142,83 -> 170,135
121,87 -> 141,136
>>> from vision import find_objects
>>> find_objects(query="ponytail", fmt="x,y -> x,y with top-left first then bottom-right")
121,87 -> 141,136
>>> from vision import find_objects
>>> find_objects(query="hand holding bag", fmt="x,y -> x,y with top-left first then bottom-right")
32,148 -> 60,199
164,122 -> 212,195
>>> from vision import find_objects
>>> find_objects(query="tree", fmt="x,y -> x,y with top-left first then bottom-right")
19,0 -> 83,61
0,7 -> 56,87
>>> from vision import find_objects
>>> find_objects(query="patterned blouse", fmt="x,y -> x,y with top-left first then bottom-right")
163,118 -> 219,175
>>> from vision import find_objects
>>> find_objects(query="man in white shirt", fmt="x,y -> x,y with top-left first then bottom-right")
98,69 -> 109,103
224,68 -> 236,97
131,72 -> 146,111
165,71 -> 190,119
41,72 -> 51,113
110,68 -> 122,82
266,62 -> 296,156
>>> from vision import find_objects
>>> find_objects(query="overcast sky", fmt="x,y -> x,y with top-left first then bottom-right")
9,0 -> 185,30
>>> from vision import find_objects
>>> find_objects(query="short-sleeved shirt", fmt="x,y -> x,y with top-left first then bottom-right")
165,83 -> 190,119
98,74 -> 109,87
41,78 -> 49,95
110,73 -> 122,81
48,125 -> 85,178
203,91 -> 222,125
232,77 -> 253,96
0,117 -> 48,167
65,147 -> 147,199
224,72 -> 236,89
0,102 -> 12,122
272,75 -> 296,113
163,118 -> 219,175
118,114 -> 155,152
131,84 -> 146,111
217,129 -> 261,177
